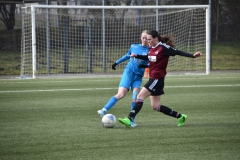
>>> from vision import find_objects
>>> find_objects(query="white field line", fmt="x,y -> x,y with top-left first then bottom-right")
1,84 -> 240,93
0,76 -> 240,83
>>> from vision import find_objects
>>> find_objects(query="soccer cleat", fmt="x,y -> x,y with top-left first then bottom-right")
130,116 -> 137,127
97,110 -> 106,117
118,117 -> 131,127
177,114 -> 188,126
130,121 -> 138,127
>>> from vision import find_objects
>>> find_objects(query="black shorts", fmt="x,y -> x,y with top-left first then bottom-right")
144,78 -> 165,96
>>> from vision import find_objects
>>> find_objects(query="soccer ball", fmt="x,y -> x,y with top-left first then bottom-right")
102,114 -> 116,128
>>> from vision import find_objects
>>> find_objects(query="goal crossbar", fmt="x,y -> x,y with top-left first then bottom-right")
31,5 -> 209,9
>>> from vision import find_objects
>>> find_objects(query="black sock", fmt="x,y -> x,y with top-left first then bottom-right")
128,100 -> 143,121
159,105 -> 181,118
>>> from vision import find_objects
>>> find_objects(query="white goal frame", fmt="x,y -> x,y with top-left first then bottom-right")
29,5 -> 210,78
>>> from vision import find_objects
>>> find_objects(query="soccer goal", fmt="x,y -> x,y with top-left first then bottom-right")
21,5 -> 210,78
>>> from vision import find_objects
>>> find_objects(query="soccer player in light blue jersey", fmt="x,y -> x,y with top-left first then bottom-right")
97,30 -> 149,127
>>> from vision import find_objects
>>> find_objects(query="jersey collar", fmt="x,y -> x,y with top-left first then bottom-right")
152,42 -> 162,48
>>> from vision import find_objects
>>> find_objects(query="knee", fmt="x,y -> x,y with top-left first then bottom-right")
116,93 -> 125,99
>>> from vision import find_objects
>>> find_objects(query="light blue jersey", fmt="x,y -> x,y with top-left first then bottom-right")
116,44 -> 149,90
99,44 -> 149,119
116,44 -> 149,76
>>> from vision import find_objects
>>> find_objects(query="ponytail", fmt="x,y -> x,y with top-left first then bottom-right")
161,34 -> 175,48
147,30 -> 175,48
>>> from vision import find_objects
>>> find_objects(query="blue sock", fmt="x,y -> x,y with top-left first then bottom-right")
103,96 -> 118,111
131,102 -> 136,110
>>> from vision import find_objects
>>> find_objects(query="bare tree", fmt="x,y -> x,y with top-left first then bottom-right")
0,3 -> 16,30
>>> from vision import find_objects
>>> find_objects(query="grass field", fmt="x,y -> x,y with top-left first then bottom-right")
0,73 -> 240,160
212,41 -> 240,70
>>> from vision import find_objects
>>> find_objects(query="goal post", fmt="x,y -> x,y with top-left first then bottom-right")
21,5 -> 210,78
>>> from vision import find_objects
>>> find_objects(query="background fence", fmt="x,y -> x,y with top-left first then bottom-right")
0,0 -> 239,75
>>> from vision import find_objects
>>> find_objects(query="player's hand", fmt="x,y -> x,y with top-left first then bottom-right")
112,63 -> 117,70
130,54 -> 137,58
193,52 -> 202,57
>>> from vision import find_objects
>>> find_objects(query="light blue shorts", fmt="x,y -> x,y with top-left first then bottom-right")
119,68 -> 143,91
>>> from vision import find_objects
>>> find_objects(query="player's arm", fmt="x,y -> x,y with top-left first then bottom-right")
112,48 -> 132,70
175,50 -> 195,58
130,53 -> 149,60
162,45 -> 202,58
112,54 -> 130,70
175,50 -> 202,58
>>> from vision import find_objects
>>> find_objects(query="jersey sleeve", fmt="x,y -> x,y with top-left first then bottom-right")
115,47 -> 132,64
135,55 -> 149,60
162,44 -> 194,58
115,54 -> 130,64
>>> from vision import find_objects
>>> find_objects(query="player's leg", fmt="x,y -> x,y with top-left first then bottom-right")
130,88 -> 139,127
130,75 -> 142,127
150,97 -> 187,126
119,78 -> 159,127
97,87 -> 128,117
149,78 -> 188,126
129,87 -> 151,119
97,69 -> 131,117
127,78 -> 160,121
118,87 -> 151,127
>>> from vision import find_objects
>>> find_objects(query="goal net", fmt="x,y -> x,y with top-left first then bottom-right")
21,5 -> 209,78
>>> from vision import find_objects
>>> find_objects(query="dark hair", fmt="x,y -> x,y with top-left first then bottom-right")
147,30 -> 175,47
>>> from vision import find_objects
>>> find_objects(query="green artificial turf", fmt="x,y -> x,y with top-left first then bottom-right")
0,73 -> 240,160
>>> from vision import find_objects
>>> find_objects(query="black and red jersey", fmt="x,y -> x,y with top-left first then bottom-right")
136,42 -> 195,79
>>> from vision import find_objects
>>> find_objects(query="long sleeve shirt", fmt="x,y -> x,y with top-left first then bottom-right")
135,42 -> 195,79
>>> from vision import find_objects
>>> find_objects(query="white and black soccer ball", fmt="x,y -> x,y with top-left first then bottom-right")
102,114 -> 116,128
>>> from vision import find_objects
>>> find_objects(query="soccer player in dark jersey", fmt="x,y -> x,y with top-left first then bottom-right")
118,30 -> 202,127
97,30 -> 149,127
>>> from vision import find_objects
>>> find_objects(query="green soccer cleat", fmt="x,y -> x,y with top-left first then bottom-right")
118,117 -> 131,127
177,114 -> 188,126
